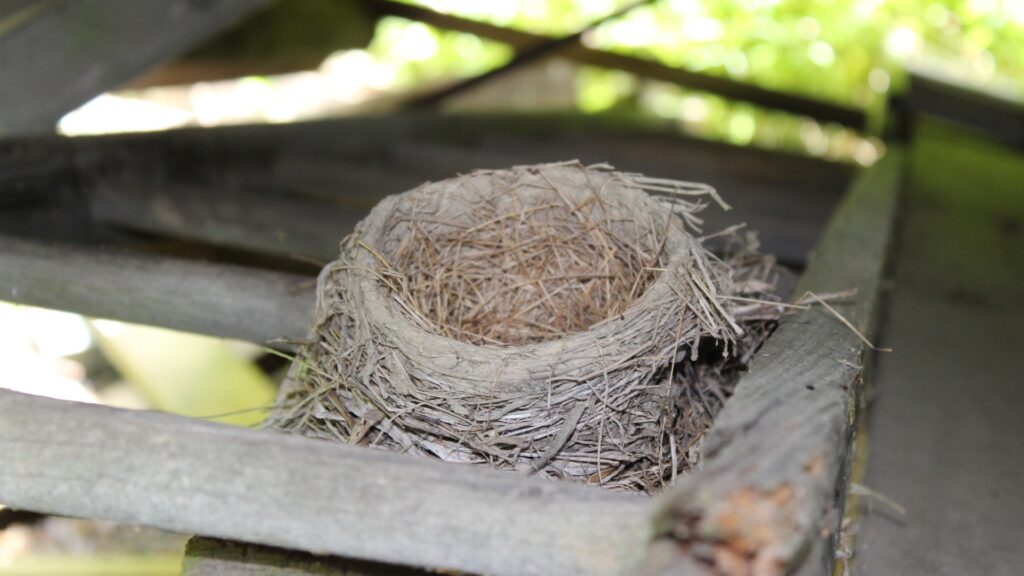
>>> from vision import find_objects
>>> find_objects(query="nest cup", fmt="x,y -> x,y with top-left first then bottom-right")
273,161 -> 774,492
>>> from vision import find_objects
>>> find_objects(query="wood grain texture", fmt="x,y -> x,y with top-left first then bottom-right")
0,389 -> 654,576
0,0 -> 267,135
0,235 -> 314,344
641,150 -> 904,575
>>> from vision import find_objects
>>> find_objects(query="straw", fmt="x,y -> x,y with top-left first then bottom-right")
271,161 -> 783,492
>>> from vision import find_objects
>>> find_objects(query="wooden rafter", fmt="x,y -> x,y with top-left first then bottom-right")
10,114 -> 851,266
0,235 -> 313,344
0,0 -> 269,135
0,388 -> 654,576
644,150 -> 903,575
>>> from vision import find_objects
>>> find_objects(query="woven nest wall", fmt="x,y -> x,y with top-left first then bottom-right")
272,161 -> 782,492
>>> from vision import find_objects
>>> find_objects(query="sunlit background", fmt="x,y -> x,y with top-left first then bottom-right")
3,0 -> 1023,572
58,0 -> 1024,163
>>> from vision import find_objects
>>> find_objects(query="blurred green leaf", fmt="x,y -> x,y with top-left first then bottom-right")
367,1 -> 1023,159
90,322 -> 276,427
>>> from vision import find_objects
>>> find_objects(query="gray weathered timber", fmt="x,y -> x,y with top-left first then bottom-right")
852,121 -> 1024,576
0,389 -> 654,576
88,175 -> 362,264
61,113 -> 851,265
82,147 -> 839,266
904,69 -> 1024,149
0,236 -> 313,344
640,150 -> 904,575
0,0 -> 267,135
183,538 -> 431,576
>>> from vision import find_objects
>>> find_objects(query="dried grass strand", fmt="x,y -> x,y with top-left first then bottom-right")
271,161 -> 784,492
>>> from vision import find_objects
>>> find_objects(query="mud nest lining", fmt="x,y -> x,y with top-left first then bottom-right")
272,161 -> 784,492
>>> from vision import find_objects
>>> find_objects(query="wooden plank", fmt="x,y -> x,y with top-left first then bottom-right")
640,150 -> 904,575
373,0 -> 866,128
0,389 -> 654,576
904,69 -> 1024,149
65,112 -> 852,192
0,0 -> 268,135
61,114 -> 851,265
128,0 -> 375,88
80,143 -> 842,267
853,121 -> 1024,576
183,538 -> 430,576
88,174 -> 362,264
0,235 -> 313,344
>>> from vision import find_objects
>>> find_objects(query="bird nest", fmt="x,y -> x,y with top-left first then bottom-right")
271,161 -> 783,492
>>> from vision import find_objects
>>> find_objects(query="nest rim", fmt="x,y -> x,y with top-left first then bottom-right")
343,165 -> 697,390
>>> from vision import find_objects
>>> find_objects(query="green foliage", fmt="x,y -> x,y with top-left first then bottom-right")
376,1 -> 1022,160
368,16 -> 513,88
91,322 -> 276,427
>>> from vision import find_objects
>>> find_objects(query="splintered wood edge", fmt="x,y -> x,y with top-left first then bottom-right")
642,150 -> 905,576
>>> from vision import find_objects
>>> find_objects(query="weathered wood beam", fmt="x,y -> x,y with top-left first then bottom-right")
903,69 -> 1024,149
641,150 -> 904,575
183,538 -> 431,576
65,112 -> 852,191
128,0 -> 376,88
61,114 -> 851,266
373,0 -> 866,128
0,389 -> 654,576
88,175 -> 361,264
0,235 -> 313,344
81,147 -> 841,267
0,0 -> 268,135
